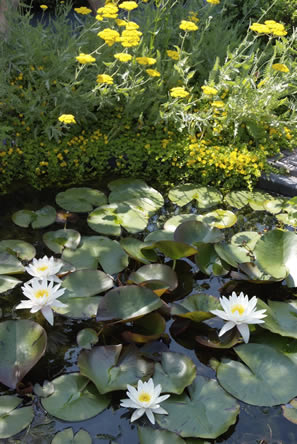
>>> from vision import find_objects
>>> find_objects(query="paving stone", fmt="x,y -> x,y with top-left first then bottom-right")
259,149 -> 297,196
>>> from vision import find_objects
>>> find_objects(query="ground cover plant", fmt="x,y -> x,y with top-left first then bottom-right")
0,179 -> 297,442
0,0 -> 297,192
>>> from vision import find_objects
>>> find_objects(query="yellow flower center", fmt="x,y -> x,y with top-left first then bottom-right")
138,392 -> 151,403
35,289 -> 49,299
231,304 -> 245,315
37,266 -> 48,272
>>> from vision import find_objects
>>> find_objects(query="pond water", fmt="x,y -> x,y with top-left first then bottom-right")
1,181 -> 297,444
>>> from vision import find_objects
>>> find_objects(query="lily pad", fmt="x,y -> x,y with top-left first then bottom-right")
152,240 -> 198,260
12,206 -> 56,229
153,352 -> 196,394
54,295 -> 102,319
128,264 -> 178,292
157,376 -> 239,438
214,242 -> 250,268
97,285 -> 163,322
282,399 -> 297,425
0,320 -> 47,388
56,187 -> 106,212
120,237 -> 158,264
257,299 -> 297,339
51,428 -> 92,444
195,244 -> 229,276
216,343 -> 297,406
43,229 -> 81,254
144,230 -> 175,242
62,269 -> 114,297
171,293 -> 220,323
122,312 -> 166,343
0,240 -> 36,261
168,184 -> 222,208
174,221 -> 224,245
41,373 -> 109,421
0,275 -> 22,293
231,231 -> 261,250
78,344 -> 153,394
0,253 -> 25,274
0,396 -> 34,439
138,426 -> 185,444
77,328 -> 98,350
163,214 -> 202,232
248,191 -> 272,211
224,190 -> 251,209
201,209 -> 237,229
196,327 -> 241,349
254,229 -> 297,286
276,212 -> 297,227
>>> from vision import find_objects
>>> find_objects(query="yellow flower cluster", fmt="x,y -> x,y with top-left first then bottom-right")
119,1 -> 138,11
179,20 -> 198,31
146,69 -> 160,77
74,6 -> 92,15
40,5 -> 48,10
206,0 -> 220,4
114,52 -> 133,62
201,85 -> 218,95
211,101 -> 224,108
96,74 -> 113,84
136,56 -> 156,65
170,87 -> 189,98
119,29 -> 142,47
58,114 -> 76,124
98,28 -> 120,46
75,53 -> 96,64
272,63 -> 289,73
250,21 -> 287,37
96,4 -> 118,21
125,21 -> 139,30
167,50 -> 179,60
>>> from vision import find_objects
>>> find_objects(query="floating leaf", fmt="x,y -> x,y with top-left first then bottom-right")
254,229 -> 297,286
282,399 -> 297,425
128,264 -> 178,292
97,285 -> 163,322
248,191 -> 272,211
0,396 -> 34,439
120,237 -> 158,264
224,190 -> 251,209
195,243 -> 229,276
41,373 -> 109,421
56,187 -> 106,212
257,299 -> 297,339
0,240 -> 36,261
216,343 -> 297,406
175,221 -> 224,245
43,229 -> 81,254
276,212 -> 297,228
12,206 -> 56,229
77,328 -> 98,350
62,269 -> 114,297
168,184 -> 222,208
231,231 -> 261,250
144,230 -> 175,242
163,214 -> 202,232
152,240 -> 198,260
201,209 -> 237,229
153,352 -> 196,394
138,426 -> 185,444
264,198 -> 287,215
33,380 -> 55,398
0,253 -> 25,274
122,312 -> 166,343
78,345 -> 153,394
157,376 -> 239,438
0,320 -> 47,388
54,295 -> 102,319
51,428 -> 92,444
196,327 -> 241,349
0,275 -> 22,293
171,293 -> 220,323
214,242 -> 250,268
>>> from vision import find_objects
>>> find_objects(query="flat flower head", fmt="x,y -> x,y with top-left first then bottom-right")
136,56 -> 156,65
119,1 -> 138,11
97,28 -> 120,46
207,0 -> 220,4
125,21 -> 139,30
170,87 -> 189,98
96,74 -> 113,84
114,52 -> 132,62
201,85 -> 218,95
25,256 -> 63,282
211,100 -> 224,108
179,20 -> 198,31
58,114 -> 76,124
74,7 -> 92,14
272,63 -> 289,73
75,53 -> 96,64
40,5 -> 48,10
120,379 -> 170,425
210,292 -> 267,343
96,4 -> 118,19
167,49 -> 179,60
146,69 -> 161,77
16,278 -> 66,325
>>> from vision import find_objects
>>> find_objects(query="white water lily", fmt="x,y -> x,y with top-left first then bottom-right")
25,256 -> 63,282
210,292 -> 267,343
16,278 -> 67,325
120,379 -> 170,424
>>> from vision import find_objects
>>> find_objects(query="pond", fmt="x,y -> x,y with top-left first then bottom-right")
0,179 -> 297,444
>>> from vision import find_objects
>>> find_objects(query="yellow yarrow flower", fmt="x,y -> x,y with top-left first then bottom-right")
146,69 -> 161,77
167,50 -> 179,60
211,101 -> 224,107
179,20 -> 198,31
206,0 -> 220,4
40,5 -> 48,10
170,87 -> 189,98
136,56 -> 156,65
125,21 -> 140,30
250,21 -> 287,36
75,53 -> 96,64
119,1 -> 138,11
74,6 -> 92,14
96,74 -> 113,84
98,28 -> 120,46
116,19 -> 127,26
96,4 -> 118,20
201,85 -> 218,95
119,29 -> 142,47
114,53 -> 132,62
58,114 -> 76,124
272,63 -> 290,73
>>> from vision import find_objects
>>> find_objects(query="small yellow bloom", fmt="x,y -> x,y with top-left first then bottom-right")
179,20 -> 198,31
136,56 -> 156,65
96,4 -> 118,20
75,53 -> 96,64
119,29 -> 142,47
146,69 -> 161,77
206,0 -> 220,4
170,87 -> 189,98
40,5 -> 48,10
114,52 -> 132,62
96,74 -> 113,84
272,63 -> 289,73
211,101 -> 224,108
167,49 -> 179,60
125,21 -> 140,30
74,6 -> 92,14
58,114 -> 76,124
98,28 -> 120,46
201,85 -> 218,95
116,19 -> 127,26
119,1 -> 138,11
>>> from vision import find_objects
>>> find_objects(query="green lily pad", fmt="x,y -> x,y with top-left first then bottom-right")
122,312 -> 166,343
0,396 -> 34,439
51,428 -> 92,444
157,376 -> 239,438
41,373 -> 109,421
138,426 -> 185,444
163,214 -> 202,232
282,399 -> 297,425
0,320 -> 47,388
78,344 -> 153,394
77,328 -> 98,350
214,242 -> 250,268
201,209 -> 237,229
231,231 -> 261,250
254,229 -> 297,286
33,380 -> 55,398
0,274 -> 22,293
12,205 -> 56,229
224,190 -> 251,209
174,221 -> 224,245
216,343 -> 297,406
0,253 -> 25,274
128,264 -> 178,292
195,244 -> 229,276
0,240 -> 36,261
144,230 -> 175,242
62,269 -> 114,297
43,229 -> 81,254
120,237 -> 158,264
56,187 -> 106,212
54,295 -> 102,319
248,191 -> 272,211
153,352 -> 196,394
168,184 -> 222,208
276,212 -> 297,227
152,240 -> 198,260
196,327 -> 241,349
264,198 -> 287,215
97,285 -> 163,322
171,293 -> 220,323
257,299 -> 297,339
